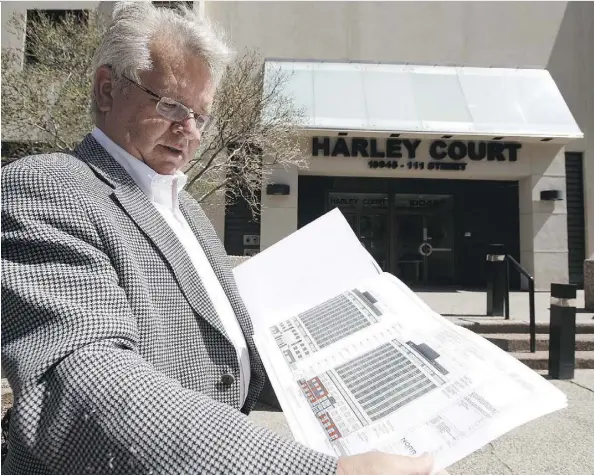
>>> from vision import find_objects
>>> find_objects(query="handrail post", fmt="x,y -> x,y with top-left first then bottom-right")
529,278 -> 536,353
500,254 -> 535,350
486,244 -> 506,316
504,256 -> 510,320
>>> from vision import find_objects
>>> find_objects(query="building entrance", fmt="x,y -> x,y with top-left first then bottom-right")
298,176 -> 521,288
326,192 -> 455,283
393,194 -> 455,284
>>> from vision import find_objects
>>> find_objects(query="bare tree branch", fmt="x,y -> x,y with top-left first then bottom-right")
197,179 -> 229,203
1,13 -> 308,215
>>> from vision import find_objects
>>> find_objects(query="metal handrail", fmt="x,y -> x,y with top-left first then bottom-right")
504,254 -> 536,353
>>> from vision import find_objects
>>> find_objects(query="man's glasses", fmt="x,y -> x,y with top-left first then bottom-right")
122,74 -> 212,135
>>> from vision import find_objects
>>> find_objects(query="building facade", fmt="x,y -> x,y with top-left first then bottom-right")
204,1 -> 594,296
2,2 -> 593,301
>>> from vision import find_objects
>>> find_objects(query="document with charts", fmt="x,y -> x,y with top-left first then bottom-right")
233,209 -> 568,474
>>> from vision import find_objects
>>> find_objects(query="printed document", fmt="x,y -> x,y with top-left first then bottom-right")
233,209 -> 567,474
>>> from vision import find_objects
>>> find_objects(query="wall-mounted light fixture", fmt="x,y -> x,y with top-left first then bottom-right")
266,184 -> 290,196
540,190 -> 563,201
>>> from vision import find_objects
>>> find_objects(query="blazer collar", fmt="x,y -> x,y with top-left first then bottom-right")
74,133 -> 136,189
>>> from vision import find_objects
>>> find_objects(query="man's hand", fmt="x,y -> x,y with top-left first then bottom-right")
336,451 -> 434,475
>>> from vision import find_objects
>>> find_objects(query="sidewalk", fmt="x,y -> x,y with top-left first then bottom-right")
414,288 -> 593,324
248,370 -> 594,475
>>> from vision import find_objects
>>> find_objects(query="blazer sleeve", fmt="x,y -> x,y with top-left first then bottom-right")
1,161 -> 339,475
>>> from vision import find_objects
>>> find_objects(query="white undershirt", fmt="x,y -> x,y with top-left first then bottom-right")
91,128 -> 250,406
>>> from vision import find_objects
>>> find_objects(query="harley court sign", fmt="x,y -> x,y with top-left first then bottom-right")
311,137 -> 522,171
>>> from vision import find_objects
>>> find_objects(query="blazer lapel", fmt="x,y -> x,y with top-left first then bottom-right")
178,193 -> 267,410
74,135 -> 230,340
178,194 -> 256,340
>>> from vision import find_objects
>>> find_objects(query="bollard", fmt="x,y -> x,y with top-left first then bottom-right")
548,283 -> 577,380
486,244 -> 506,316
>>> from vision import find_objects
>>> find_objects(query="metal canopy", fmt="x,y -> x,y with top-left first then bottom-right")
264,61 -> 583,140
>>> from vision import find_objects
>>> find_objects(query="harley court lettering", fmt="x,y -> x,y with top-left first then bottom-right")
312,137 -> 521,162
428,140 -> 521,162
312,137 -> 422,158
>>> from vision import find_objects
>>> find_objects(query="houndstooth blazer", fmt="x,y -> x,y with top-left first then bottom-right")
1,134 -> 338,474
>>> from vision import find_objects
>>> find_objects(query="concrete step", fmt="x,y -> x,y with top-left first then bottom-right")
453,319 -> 594,335
511,351 -> 594,370
484,333 -> 594,352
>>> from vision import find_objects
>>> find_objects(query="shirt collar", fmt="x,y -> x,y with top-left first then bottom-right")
91,127 -> 188,211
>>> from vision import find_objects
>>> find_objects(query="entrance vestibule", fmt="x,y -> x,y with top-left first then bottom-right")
299,176 -> 521,288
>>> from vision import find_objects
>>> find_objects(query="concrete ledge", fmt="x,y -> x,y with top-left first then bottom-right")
512,350 -> 594,369
448,317 -> 594,334
485,333 -> 594,352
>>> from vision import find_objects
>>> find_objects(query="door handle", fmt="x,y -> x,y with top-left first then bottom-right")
418,242 -> 433,256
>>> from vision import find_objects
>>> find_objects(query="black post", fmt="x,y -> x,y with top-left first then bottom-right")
529,278 -> 536,353
504,257 -> 510,320
548,283 -> 577,380
486,244 -> 506,316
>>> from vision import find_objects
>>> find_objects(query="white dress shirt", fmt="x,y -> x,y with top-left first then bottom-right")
91,128 -> 250,405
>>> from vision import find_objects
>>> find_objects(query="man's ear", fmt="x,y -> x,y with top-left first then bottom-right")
94,65 -> 115,113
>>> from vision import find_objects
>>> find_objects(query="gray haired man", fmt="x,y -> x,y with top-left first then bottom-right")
1,3 -> 435,474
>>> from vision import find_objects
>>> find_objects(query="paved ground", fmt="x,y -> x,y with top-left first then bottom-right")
3,288 -> 592,472
249,370 -> 594,475
447,370 -> 594,475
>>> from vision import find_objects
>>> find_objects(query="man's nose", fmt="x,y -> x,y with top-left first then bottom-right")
174,116 -> 201,140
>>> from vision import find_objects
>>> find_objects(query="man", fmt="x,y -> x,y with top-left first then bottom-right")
1,3 -> 435,474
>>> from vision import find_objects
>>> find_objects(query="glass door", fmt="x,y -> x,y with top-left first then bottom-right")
328,193 -> 389,271
393,194 -> 455,285
343,211 -> 358,235
359,213 -> 388,271
394,214 -> 425,283
424,210 -> 455,282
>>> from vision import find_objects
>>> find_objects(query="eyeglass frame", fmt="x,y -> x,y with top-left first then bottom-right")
121,74 -> 212,132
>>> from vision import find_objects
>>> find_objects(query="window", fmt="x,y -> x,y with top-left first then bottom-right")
565,152 -> 586,287
152,1 -> 194,10
25,9 -> 88,65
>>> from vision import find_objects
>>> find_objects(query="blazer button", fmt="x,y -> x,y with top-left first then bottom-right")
220,373 -> 235,386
